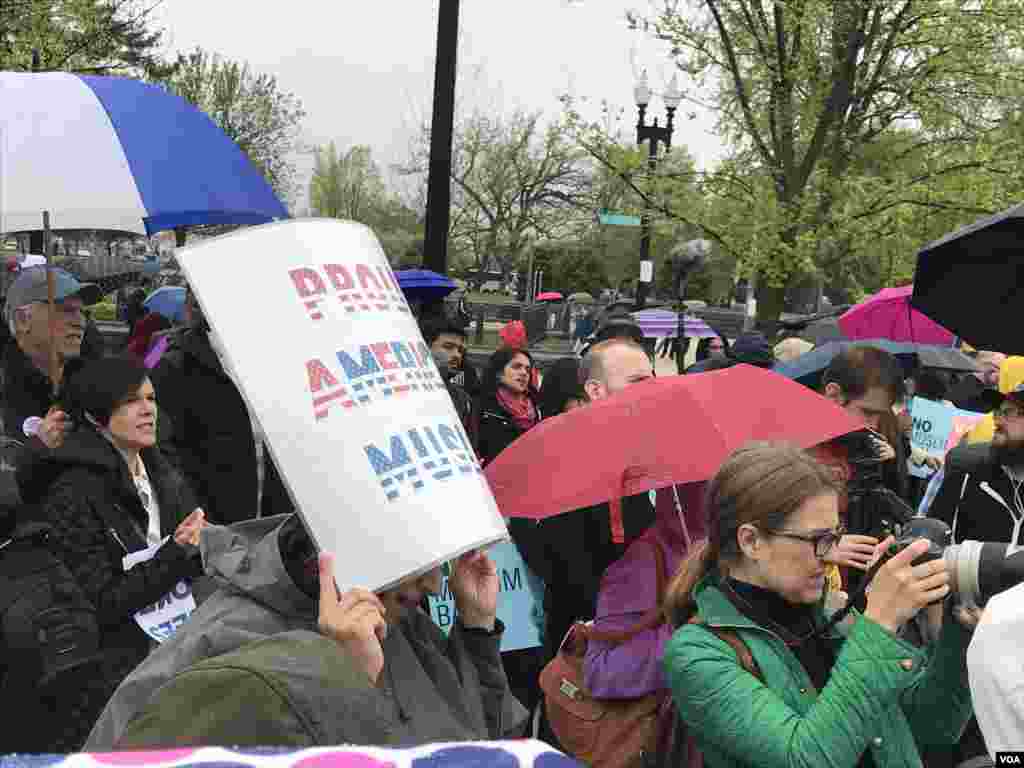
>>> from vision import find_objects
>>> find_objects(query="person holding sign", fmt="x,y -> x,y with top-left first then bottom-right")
17,356 -> 206,749
106,514 -> 529,749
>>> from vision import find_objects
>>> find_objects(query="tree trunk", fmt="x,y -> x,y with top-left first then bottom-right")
755,279 -> 787,341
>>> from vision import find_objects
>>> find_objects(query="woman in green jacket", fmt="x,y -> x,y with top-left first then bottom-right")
663,442 -> 974,768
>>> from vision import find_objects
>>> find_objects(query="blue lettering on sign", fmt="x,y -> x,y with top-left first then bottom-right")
365,420 -> 482,502
337,347 -> 381,380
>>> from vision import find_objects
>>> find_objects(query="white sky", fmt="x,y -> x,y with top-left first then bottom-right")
153,0 -> 724,208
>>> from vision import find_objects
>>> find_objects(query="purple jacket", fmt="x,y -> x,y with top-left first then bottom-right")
583,483 -> 706,699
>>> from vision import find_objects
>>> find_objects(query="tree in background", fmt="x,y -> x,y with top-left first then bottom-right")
310,143 -> 387,220
576,0 -> 1024,332
0,0 -> 172,77
308,141 -> 422,265
165,47 -> 306,205
404,109 -> 592,281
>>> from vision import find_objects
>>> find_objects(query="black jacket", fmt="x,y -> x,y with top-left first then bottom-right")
150,329 -> 293,524
930,442 -> 1024,545
15,425 -> 203,749
476,391 -> 540,467
1,340 -> 54,443
17,426 -> 203,628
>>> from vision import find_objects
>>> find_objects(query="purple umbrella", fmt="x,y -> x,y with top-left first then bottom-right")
631,309 -> 716,339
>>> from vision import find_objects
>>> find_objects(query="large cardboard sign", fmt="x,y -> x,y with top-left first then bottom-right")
177,220 -> 508,590
908,397 -> 985,479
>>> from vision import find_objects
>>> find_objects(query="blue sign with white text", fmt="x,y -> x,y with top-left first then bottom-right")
428,540 -> 545,652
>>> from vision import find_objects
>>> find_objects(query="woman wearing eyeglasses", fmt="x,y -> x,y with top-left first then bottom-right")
662,442 -> 974,768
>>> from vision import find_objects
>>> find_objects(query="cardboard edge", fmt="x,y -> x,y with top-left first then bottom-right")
363,531 -> 512,594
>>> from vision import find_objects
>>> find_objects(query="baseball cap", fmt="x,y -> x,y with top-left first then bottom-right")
4,266 -> 101,319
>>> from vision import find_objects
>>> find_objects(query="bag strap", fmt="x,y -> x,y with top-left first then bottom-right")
687,614 -> 763,682
577,539 -> 669,648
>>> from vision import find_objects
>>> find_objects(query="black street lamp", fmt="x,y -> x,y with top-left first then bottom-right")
633,71 -> 682,310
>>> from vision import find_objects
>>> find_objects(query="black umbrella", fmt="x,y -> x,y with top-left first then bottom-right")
912,203 -> 1024,354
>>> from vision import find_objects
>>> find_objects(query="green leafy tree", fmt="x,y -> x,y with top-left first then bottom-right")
309,142 -> 387,220
164,47 -> 306,204
309,141 -> 422,264
574,1 -> 1024,331
1,0 -> 172,77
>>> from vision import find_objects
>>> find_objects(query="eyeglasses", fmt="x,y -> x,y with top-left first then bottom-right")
765,526 -> 846,558
995,404 -> 1024,421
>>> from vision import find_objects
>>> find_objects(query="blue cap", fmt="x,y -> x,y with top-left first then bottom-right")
4,266 -> 101,320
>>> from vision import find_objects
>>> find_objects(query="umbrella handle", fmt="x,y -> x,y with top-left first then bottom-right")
43,211 -> 59,398
671,484 -> 693,551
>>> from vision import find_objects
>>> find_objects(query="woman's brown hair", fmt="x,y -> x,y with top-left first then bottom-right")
663,442 -> 840,628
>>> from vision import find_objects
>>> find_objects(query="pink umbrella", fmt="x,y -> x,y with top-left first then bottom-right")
535,291 -> 563,301
838,285 -> 955,345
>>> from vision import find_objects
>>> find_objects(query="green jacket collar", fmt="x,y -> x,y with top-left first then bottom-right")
692,571 -> 842,640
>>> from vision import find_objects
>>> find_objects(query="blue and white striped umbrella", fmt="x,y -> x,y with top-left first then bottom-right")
0,72 -> 288,236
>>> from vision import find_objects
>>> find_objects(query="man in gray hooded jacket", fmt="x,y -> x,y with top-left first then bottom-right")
87,514 -> 528,748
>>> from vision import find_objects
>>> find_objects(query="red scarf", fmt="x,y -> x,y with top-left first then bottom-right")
496,388 -> 538,432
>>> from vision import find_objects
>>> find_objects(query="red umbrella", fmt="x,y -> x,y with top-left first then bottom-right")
484,364 -> 865,520
535,291 -> 563,301
838,285 -> 955,345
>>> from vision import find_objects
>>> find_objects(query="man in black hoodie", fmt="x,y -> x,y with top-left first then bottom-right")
931,384 -> 1024,545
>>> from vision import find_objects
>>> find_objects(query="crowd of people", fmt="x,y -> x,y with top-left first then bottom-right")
0,263 -> 1020,768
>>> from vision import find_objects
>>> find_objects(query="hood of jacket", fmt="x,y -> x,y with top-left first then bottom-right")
18,423 -> 132,506
945,440 -> 1000,478
85,513 -> 317,750
200,513 -> 316,621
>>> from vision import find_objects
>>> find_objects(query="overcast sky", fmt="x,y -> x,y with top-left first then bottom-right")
153,0 -> 723,207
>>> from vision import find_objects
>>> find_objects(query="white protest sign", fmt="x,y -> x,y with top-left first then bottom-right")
176,219 -> 508,591
123,539 -> 196,643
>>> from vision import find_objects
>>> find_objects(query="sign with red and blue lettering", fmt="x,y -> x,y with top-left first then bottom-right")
177,219 -> 508,591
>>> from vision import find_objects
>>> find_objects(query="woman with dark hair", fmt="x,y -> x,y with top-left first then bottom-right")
696,335 -> 728,362
476,347 -> 541,466
17,356 -> 206,748
476,346 -> 544,719
662,442 -> 975,768
538,357 -> 584,419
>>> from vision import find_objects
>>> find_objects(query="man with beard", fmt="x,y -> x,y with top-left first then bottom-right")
930,383 -> 1024,545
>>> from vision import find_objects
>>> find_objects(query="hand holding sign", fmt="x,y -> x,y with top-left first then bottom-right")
450,549 -> 498,632
317,553 -> 388,685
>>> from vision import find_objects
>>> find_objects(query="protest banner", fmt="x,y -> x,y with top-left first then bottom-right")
908,397 -> 985,479
176,220 -> 508,591
427,540 -> 545,652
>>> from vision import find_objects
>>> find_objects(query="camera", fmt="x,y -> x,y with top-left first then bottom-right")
882,515 -> 1024,606
840,429 -> 915,540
